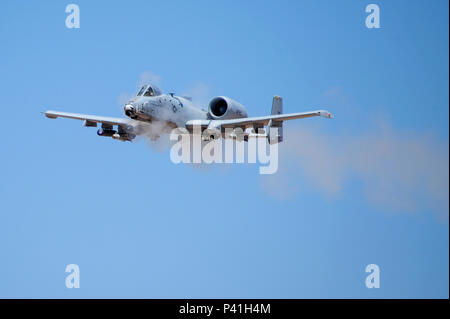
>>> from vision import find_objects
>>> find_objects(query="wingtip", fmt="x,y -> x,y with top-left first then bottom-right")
319,110 -> 334,119
43,110 -> 58,119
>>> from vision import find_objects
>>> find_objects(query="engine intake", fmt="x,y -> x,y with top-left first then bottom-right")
208,96 -> 248,120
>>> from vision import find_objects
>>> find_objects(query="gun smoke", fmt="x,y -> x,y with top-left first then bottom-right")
261,123 -> 449,219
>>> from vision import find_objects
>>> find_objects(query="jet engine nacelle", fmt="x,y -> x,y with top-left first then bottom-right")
208,96 -> 248,120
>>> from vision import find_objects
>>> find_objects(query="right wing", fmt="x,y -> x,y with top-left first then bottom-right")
44,110 -> 133,126
44,110 -> 142,141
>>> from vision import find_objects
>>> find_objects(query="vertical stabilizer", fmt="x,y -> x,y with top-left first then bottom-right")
271,96 -> 283,115
268,96 -> 283,144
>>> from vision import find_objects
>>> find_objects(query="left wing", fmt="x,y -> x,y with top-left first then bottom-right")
185,107 -> 333,143
185,110 -> 333,129
218,110 -> 333,128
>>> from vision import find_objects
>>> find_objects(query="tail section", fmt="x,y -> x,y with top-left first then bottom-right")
271,96 -> 283,115
268,96 -> 283,144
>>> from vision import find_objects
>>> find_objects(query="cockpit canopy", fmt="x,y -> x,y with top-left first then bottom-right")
136,84 -> 162,97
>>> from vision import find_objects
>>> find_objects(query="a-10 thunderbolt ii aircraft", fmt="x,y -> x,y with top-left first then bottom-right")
44,84 -> 333,143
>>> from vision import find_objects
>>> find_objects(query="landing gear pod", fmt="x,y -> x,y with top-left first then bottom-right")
267,124 -> 282,144
202,122 -> 222,141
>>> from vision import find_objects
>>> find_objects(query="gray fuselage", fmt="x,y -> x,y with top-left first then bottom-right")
125,94 -> 207,128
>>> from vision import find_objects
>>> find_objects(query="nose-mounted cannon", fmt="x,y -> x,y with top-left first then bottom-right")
124,104 -> 136,117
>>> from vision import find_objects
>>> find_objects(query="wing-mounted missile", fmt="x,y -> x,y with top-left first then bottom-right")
97,128 -> 116,137
97,123 -> 135,141
97,123 -> 116,137
115,124 -> 136,141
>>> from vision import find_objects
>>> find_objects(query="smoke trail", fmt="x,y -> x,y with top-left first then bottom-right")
261,123 -> 449,219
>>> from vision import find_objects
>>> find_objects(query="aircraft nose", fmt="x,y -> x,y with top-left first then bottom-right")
124,104 -> 135,117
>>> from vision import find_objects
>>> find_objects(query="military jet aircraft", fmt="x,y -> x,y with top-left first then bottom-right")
44,84 -> 333,143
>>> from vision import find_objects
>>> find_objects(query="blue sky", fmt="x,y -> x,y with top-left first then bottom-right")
0,0 -> 448,298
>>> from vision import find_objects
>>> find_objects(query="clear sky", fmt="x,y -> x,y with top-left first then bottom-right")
0,0 -> 448,298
